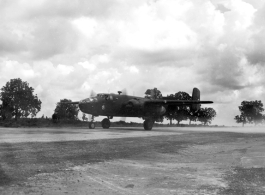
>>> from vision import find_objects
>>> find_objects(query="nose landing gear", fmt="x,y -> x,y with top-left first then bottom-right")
88,116 -> 112,129
89,122 -> 95,129
89,115 -> 95,129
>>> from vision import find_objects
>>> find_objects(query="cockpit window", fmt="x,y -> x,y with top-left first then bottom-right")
81,98 -> 90,103
97,94 -> 113,101
97,94 -> 106,98
91,97 -> 98,102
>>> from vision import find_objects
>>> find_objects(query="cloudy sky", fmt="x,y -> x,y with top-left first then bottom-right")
0,0 -> 265,125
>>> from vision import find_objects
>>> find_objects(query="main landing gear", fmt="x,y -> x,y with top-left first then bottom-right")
102,116 -> 112,129
143,118 -> 154,131
102,118 -> 110,129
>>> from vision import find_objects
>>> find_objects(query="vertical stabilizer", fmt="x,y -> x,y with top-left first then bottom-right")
191,88 -> 201,111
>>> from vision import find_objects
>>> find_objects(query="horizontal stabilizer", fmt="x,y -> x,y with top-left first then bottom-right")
145,87 -> 213,108
145,100 -> 212,105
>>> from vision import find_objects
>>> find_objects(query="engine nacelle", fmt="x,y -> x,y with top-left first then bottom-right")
155,105 -> 166,116
127,99 -> 141,109
144,104 -> 166,117
124,98 -> 143,114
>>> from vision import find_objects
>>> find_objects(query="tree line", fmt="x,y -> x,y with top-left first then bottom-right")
1,78 -> 264,126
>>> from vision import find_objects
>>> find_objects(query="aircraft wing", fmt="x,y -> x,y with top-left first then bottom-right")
144,100 -> 213,105
59,101 -> 79,104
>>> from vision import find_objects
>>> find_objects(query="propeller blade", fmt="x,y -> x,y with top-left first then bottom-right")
121,88 -> 127,95
88,114 -> 92,121
119,117 -> 126,122
90,90 -> 97,98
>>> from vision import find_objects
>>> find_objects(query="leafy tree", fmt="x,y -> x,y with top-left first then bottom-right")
174,91 -> 192,124
0,104 -> 2,119
54,99 -> 79,120
0,78 -> 42,120
145,88 -> 162,99
164,94 -> 175,125
234,114 -> 247,127
52,113 -> 59,123
174,107 -> 190,125
188,111 -> 199,125
175,91 -> 202,125
197,107 -> 216,125
235,100 -> 264,126
175,91 -> 192,101
164,91 -> 191,125
0,101 -> 13,120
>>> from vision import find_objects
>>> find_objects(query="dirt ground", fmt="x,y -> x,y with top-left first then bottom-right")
0,127 -> 265,195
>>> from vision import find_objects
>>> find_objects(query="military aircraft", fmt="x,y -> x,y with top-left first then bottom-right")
63,88 -> 213,130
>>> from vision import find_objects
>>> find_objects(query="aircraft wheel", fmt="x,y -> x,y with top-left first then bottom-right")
143,119 -> 154,131
102,118 -> 110,129
89,122 -> 95,129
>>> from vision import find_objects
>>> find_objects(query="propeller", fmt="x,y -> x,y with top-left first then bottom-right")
90,90 -> 97,98
86,90 -> 97,121
88,114 -> 93,121
120,117 -> 126,122
119,88 -> 128,122
121,88 -> 127,95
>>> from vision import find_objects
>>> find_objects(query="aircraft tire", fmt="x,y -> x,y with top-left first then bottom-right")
143,119 -> 153,131
102,118 -> 110,129
89,122 -> 95,129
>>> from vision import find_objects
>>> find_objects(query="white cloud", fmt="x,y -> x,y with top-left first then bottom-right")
124,66 -> 139,73
215,90 -> 239,103
0,61 -> 36,80
0,0 -> 265,125
72,17 -> 97,38
90,54 -> 110,64
78,61 -> 96,72
57,64 -> 74,75
81,81 -> 91,90
231,0 -> 256,30
117,1 -> 197,51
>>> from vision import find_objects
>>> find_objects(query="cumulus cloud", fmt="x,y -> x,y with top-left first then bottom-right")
0,0 -> 265,125
245,4 -> 265,65
215,4 -> 231,13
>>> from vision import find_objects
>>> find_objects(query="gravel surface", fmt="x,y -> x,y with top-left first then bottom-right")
0,127 -> 265,194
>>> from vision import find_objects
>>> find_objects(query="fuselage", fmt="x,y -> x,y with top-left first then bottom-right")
78,93 -> 166,118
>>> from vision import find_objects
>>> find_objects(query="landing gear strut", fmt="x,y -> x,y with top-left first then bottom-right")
89,115 -> 95,129
143,118 -> 154,131
102,118 -> 111,129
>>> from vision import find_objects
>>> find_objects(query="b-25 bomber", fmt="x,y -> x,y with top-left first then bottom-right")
64,88 -> 213,130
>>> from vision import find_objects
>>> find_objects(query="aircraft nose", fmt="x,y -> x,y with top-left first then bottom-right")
79,98 -> 92,113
